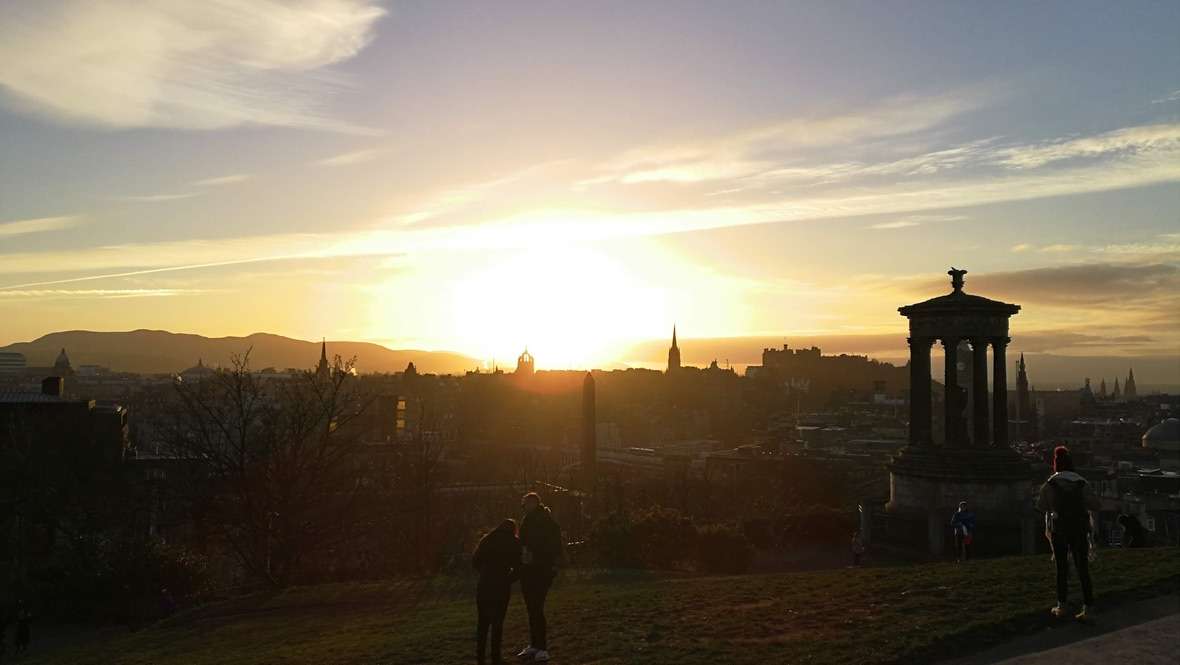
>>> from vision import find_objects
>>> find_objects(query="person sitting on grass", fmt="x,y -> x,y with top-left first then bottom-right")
1117,513 -> 1148,548
473,519 -> 522,665
1037,445 -> 1101,620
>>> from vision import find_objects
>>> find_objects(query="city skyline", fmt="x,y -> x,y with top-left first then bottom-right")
2,2 -> 1179,368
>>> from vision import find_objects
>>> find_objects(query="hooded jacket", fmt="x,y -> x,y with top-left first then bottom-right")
519,505 -> 562,572
1037,471 -> 1101,535
472,523 -> 522,585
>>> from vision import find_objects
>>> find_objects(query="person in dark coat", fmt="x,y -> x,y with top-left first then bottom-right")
950,500 -> 976,561
1117,514 -> 1148,548
473,519 -> 521,665
515,492 -> 561,662
13,601 -> 29,656
1037,445 -> 1101,620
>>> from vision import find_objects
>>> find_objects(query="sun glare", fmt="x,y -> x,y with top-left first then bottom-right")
447,244 -> 667,369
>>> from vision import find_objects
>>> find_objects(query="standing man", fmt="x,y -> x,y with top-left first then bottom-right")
1037,446 -> 1101,620
515,492 -> 561,663
950,500 -> 976,561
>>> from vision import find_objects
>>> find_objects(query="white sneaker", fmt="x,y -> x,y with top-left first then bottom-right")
533,651 -> 550,662
516,646 -> 538,660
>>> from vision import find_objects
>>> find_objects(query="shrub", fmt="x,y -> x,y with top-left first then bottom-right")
694,524 -> 754,574
631,507 -> 697,569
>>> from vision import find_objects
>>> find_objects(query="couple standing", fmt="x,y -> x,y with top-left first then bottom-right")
472,492 -> 563,665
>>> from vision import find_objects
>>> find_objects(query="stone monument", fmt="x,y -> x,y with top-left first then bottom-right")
887,268 -> 1036,555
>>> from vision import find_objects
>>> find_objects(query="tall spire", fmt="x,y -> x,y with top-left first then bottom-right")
666,324 -> 681,373
320,337 -> 327,362
316,337 -> 330,378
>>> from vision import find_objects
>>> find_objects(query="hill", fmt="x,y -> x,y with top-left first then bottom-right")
0,330 -> 478,375
23,548 -> 1180,665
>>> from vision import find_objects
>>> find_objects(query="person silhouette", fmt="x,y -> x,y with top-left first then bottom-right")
473,519 -> 522,665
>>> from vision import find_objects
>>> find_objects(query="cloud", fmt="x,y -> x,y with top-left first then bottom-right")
1152,90 -> 1180,105
911,262 -> 1180,308
0,215 -> 82,238
0,1 -> 385,131
1039,244 -> 1080,253
994,124 -> 1180,169
317,148 -> 384,167
0,288 -> 202,299
581,89 -> 992,186
868,214 -> 967,230
117,193 -> 198,202
193,174 -> 251,187
1011,243 -> 1033,253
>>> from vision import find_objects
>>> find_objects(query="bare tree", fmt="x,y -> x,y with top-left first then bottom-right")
160,351 -> 374,586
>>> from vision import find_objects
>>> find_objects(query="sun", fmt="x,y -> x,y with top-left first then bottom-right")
447,244 -> 667,369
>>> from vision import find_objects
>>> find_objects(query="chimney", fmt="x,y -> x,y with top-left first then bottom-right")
42,376 -> 64,397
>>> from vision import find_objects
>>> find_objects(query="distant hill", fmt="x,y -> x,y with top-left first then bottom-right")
0,330 -> 478,375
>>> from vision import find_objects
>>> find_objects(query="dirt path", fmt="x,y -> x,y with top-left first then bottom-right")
941,594 -> 1180,665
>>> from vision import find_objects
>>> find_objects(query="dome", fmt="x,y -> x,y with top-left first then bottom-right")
1142,418 -> 1180,451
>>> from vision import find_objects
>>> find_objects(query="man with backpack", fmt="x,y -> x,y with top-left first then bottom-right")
950,500 -> 976,561
515,492 -> 562,663
1037,445 -> 1101,620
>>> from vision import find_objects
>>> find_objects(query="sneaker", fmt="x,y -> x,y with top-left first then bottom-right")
1050,604 -> 1067,618
1075,605 -> 1090,621
516,646 -> 538,660
533,651 -> 550,662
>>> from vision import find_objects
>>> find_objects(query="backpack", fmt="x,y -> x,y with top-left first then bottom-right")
1050,478 -> 1089,534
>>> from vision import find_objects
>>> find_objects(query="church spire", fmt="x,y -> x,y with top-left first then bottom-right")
666,324 -> 681,373
316,338 -> 330,378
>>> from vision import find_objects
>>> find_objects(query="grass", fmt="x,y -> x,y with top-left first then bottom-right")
23,548 -> 1180,665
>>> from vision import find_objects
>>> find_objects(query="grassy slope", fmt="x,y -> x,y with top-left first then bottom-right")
27,548 -> 1180,665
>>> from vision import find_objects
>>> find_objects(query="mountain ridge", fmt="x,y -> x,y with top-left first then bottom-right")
0,329 -> 478,375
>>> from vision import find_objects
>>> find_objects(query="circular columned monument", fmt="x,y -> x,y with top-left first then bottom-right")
886,268 -> 1036,556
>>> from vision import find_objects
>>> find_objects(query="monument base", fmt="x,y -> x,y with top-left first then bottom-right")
884,446 -> 1038,556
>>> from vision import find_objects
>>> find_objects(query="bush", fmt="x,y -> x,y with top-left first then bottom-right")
631,507 -> 697,569
588,512 -> 639,568
694,524 -> 754,574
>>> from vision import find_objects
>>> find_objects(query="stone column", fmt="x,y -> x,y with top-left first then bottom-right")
908,336 -> 932,447
971,338 -> 990,447
992,337 -> 1009,448
943,337 -> 961,446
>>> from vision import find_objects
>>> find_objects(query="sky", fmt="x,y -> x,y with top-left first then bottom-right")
1,1 -> 1179,370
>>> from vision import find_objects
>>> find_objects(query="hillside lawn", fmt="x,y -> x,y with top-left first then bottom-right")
25,548 -> 1180,665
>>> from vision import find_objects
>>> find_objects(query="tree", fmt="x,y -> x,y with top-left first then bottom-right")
160,352 -> 374,586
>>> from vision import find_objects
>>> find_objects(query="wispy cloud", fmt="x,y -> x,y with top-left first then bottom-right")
868,214 -> 967,230
317,148 -> 384,167
0,288 -> 203,300
580,89 -> 994,187
0,215 -> 82,238
994,123 -> 1180,169
117,193 -> 198,203
193,174 -> 251,187
1152,89 -> 1180,105
1011,243 -> 1033,253
0,1 -> 385,131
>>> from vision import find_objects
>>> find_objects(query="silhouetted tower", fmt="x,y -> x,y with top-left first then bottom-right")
582,371 -> 597,497
1015,354 -> 1036,441
1125,368 -> 1137,399
53,347 -> 72,373
1113,377 -> 1122,400
515,348 -> 535,376
666,325 -> 681,373
316,338 -> 330,379
1098,378 -> 1107,399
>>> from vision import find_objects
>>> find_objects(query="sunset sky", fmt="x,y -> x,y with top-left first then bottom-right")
2,1 -> 1179,369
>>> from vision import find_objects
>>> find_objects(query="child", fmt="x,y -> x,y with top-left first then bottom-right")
472,519 -> 521,665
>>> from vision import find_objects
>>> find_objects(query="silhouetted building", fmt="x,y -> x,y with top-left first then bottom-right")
0,352 -> 26,375
1113,377 -> 1122,400
515,348 -> 535,377
885,268 -> 1034,557
316,338 -> 330,379
1015,353 -> 1037,441
582,372 -> 597,495
1125,368 -> 1138,399
666,326 -> 681,373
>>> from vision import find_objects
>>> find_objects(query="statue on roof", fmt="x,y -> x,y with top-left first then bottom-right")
948,267 -> 967,293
